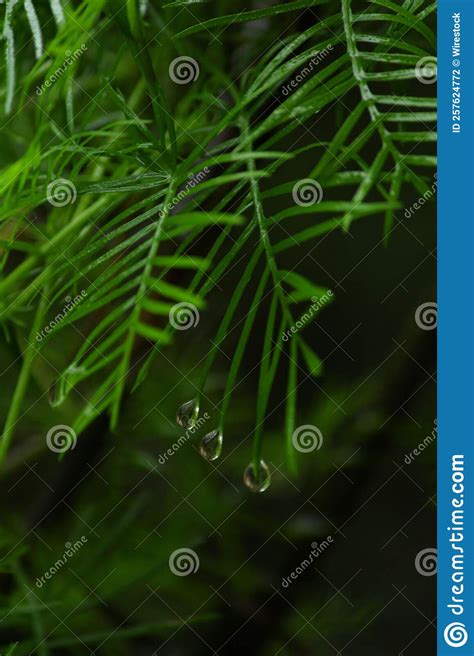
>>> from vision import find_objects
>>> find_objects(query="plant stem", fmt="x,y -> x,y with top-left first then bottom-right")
0,282 -> 50,469
110,178 -> 178,427
13,562 -> 48,656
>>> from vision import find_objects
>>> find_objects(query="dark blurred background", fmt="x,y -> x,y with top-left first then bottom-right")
0,185 -> 436,655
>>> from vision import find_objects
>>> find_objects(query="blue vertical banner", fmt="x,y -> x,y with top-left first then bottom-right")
438,1 -> 474,653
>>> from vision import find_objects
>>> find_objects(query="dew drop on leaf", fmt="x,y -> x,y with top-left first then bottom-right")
176,399 -> 199,429
199,429 -> 222,462
243,460 -> 271,493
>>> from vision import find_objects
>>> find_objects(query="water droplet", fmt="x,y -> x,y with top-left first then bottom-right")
243,460 -> 271,493
176,399 -> 199,429
199,429 -> 222,461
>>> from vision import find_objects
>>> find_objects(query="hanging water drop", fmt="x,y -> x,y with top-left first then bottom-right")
199,429 -> 223,462
243,459 -> 271,493
176,399 -> 199,429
